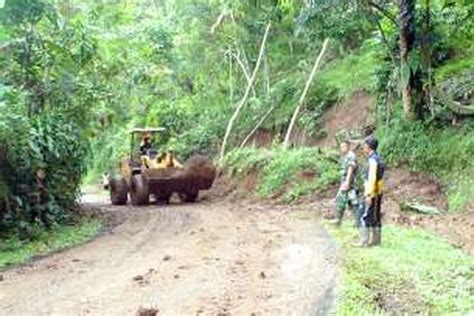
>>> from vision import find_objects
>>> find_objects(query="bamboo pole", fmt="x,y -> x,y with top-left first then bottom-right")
231,52 -> 253,89
219,23 -> 271,162
240,104 -> 276,148
283,38 -> 329,148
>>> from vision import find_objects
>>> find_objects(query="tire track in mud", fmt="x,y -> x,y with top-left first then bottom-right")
0,198 -> 339,316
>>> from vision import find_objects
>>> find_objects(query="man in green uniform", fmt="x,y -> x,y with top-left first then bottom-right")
331,140 -> 360,227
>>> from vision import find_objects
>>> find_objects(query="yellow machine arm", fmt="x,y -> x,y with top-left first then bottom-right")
141,151 -> 183,169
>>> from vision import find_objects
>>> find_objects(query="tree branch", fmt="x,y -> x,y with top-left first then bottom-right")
371,12 -> 397,65
368,1 -> 399,26
231,52 -> 253,86
211,10 -> 228,34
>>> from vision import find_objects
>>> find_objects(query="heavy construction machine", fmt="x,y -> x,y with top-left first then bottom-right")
107,128 -> 216,205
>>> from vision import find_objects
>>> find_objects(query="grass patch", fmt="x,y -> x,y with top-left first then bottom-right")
326,223 -> 474,315
319,40 -> 380,98
0,219 -> 102,269
446,171 -> 474,211
436,56 -> 474,83
224,146 -> 339,202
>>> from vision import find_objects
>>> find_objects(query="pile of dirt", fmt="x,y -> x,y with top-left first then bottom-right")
315,91 -> 374,147
379,168 -> 474,255
200,169 -> 237,201
145,155 -> 216,201
182,155 -> 216,189
384,169 -> 447,209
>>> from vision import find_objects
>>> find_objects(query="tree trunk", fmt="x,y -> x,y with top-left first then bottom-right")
421,0 -> 434,117
399,0 -> 423,120
399,0 -> 414,119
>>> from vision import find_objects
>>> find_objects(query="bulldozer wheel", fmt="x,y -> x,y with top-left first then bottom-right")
179,190 -> 199,203
130,174 -> 149,206
110,176 -> 128,205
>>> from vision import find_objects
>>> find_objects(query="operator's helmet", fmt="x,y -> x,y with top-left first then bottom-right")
142,132 -> 151,141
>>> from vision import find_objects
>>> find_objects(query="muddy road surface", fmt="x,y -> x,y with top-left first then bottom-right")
0,191 -> 339,316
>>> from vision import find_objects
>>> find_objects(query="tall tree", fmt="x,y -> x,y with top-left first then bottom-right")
399,0 -> 423,120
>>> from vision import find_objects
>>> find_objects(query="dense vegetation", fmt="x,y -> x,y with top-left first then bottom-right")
1,1 -> 98,238
1,1 -> 472,236
225,147 -> 339,202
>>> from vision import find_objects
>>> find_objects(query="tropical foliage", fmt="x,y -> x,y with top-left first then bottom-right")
0,0 -> 472,237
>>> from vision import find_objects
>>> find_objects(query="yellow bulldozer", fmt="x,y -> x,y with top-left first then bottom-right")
107,128 -> 216,205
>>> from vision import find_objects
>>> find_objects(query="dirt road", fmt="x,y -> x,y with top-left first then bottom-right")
0,192 -> 339,316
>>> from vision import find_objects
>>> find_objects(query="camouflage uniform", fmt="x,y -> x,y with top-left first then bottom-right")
334,151 -> 360,226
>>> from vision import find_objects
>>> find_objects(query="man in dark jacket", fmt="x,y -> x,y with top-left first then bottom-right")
139,132 -> 153,156
357,136 -> 385,247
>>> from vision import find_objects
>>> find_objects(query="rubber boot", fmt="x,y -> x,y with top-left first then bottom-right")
369,227 -> 381,246
351,206 -> 361,228
328,218 -> 342,226
329,208 -> 344,226
368,227 -> 375,245
354,227 -> 369,247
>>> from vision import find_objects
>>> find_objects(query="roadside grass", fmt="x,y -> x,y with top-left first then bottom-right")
326,223 -> 474,315
224,146 -> 339,202
0,219 -> 102,270
444,166 -> 474,212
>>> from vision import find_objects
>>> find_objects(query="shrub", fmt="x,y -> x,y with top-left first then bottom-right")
0,109 -> 89,238
224,146 -> 339,201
